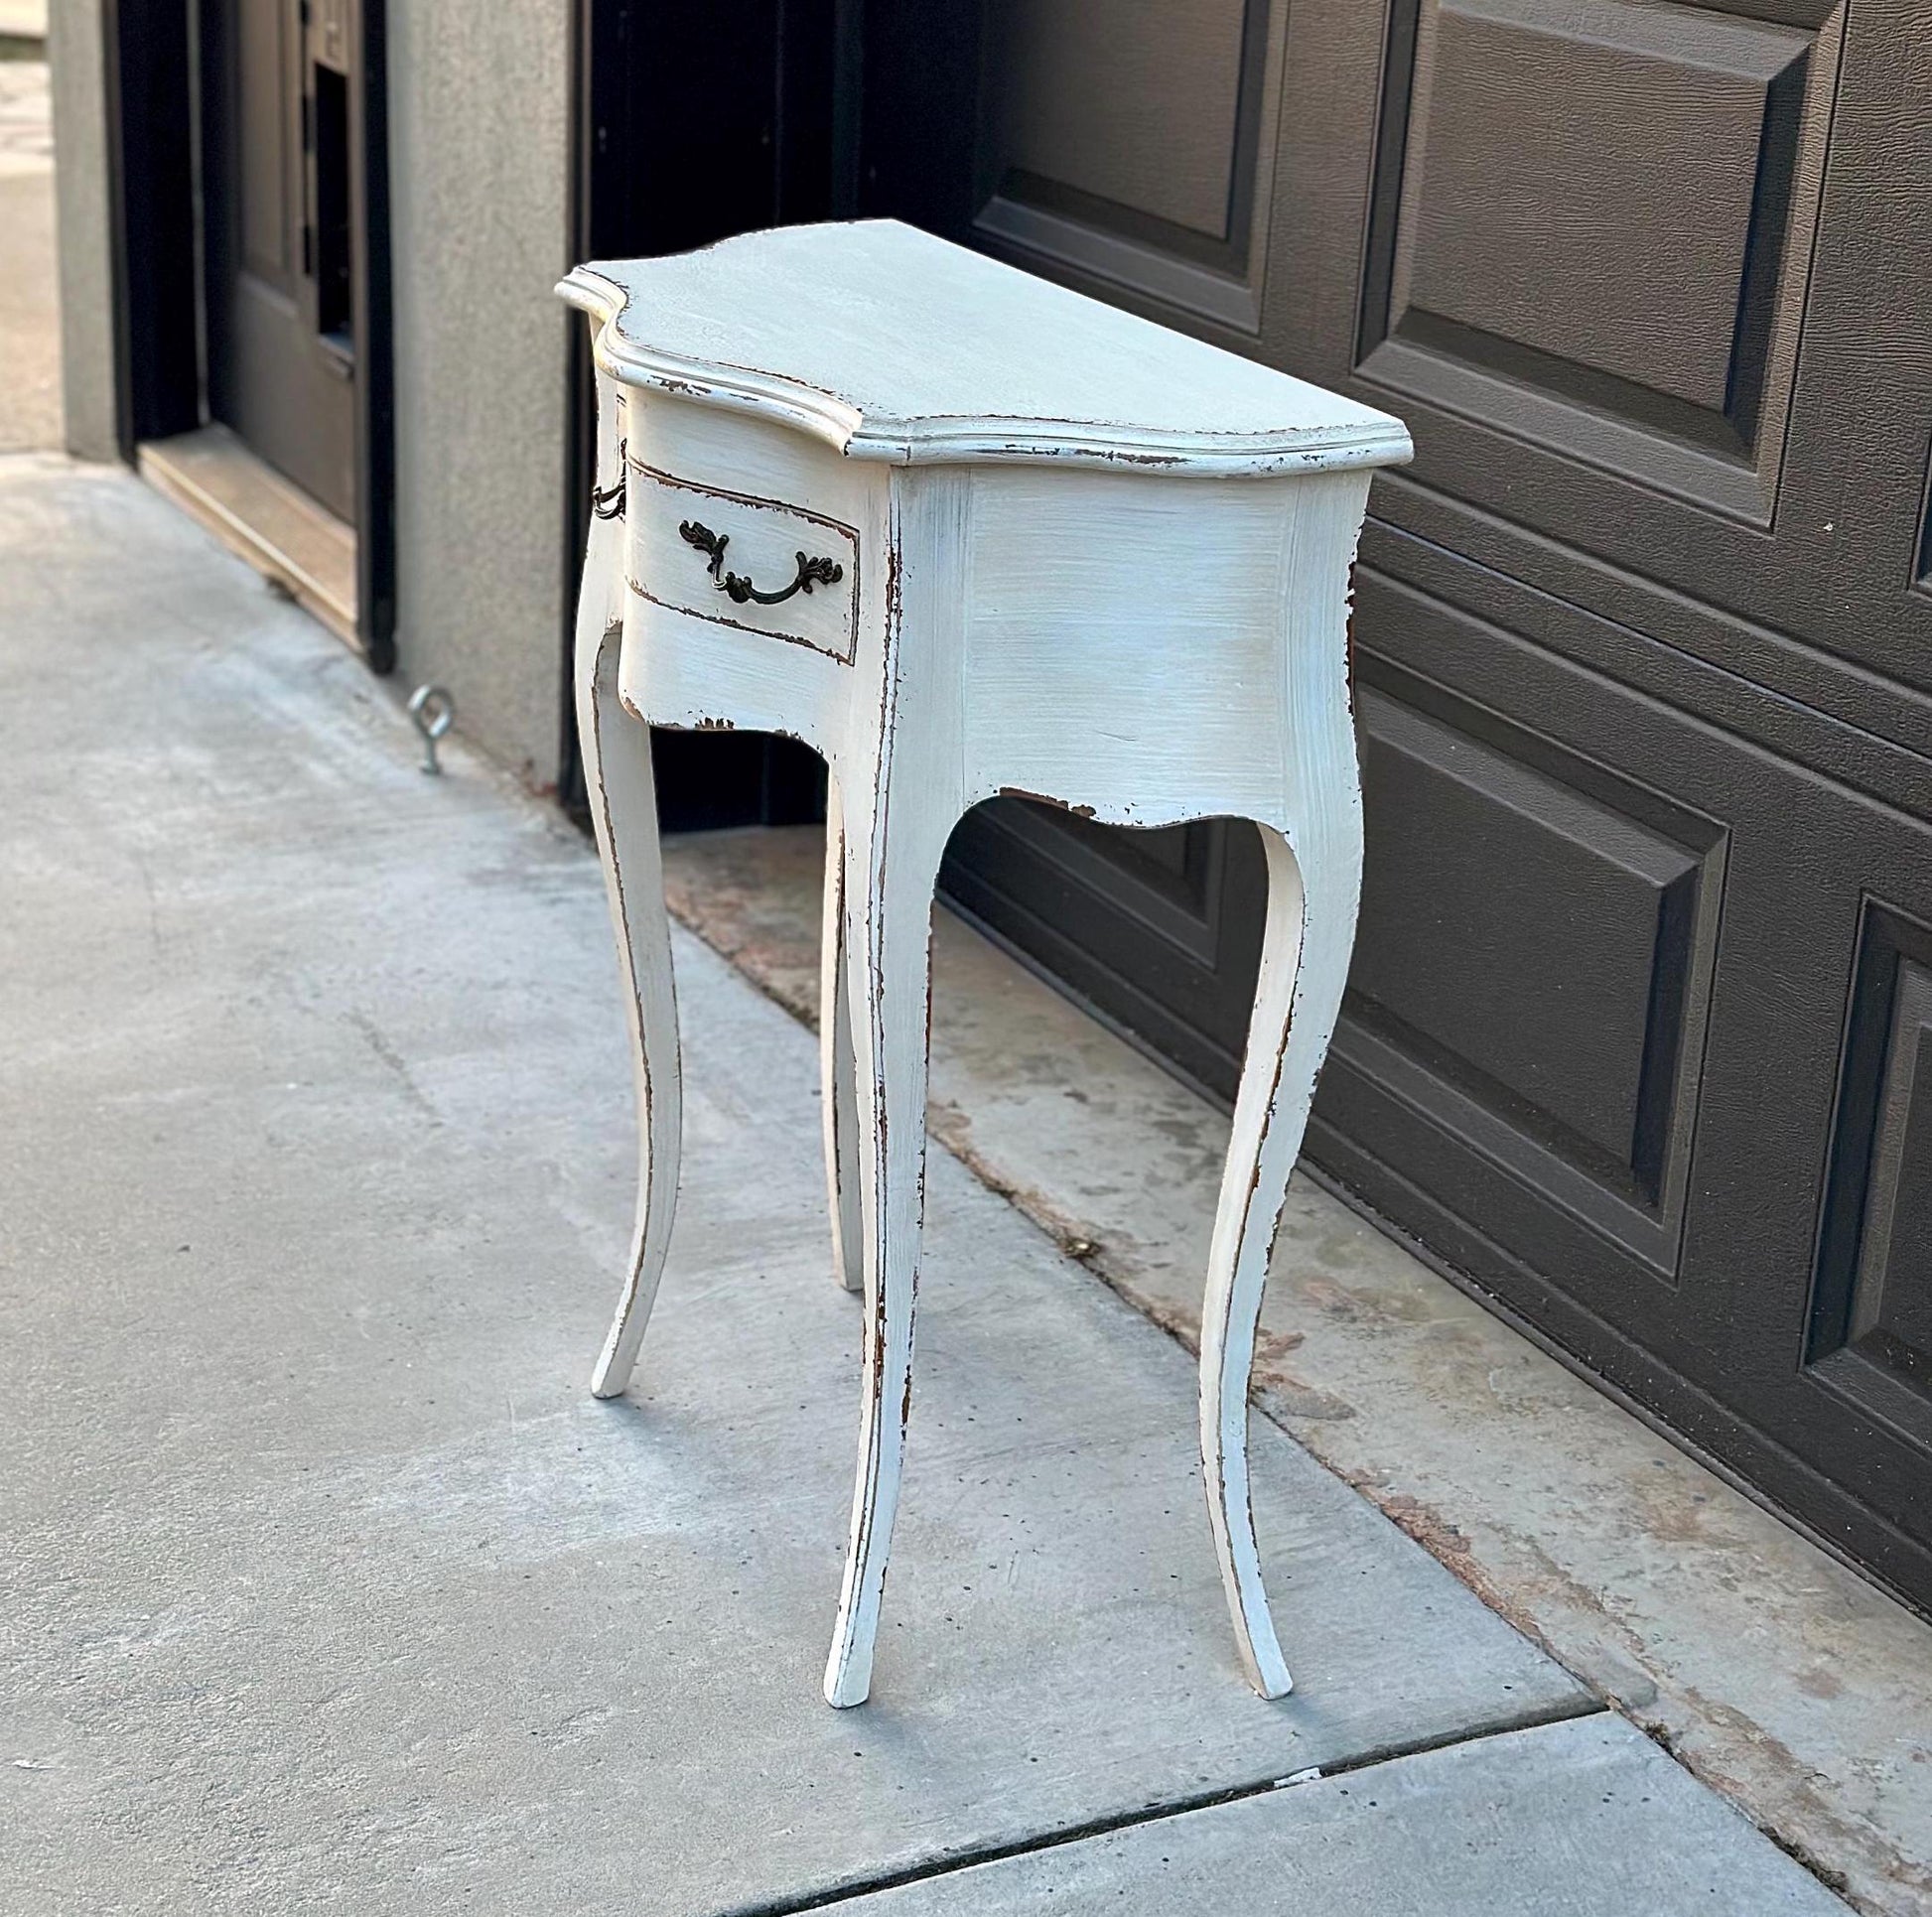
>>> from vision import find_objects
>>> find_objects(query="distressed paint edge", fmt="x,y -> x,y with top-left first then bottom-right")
557,267 -> 1415,479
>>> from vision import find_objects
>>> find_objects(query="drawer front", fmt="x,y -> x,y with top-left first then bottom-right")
626,462 -> 860,663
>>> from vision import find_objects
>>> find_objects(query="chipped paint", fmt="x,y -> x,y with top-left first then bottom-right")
998,785 -> 1098,819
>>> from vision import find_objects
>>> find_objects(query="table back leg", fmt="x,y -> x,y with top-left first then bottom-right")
1201,807 -> 1363,1698
819,779 -> 865,1294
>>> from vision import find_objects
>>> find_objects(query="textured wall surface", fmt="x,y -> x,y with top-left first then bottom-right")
45,0 -> 116,460
0,59 -> 63,452
387,0 -> 572,788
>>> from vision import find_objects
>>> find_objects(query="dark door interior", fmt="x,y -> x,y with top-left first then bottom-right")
573,0 -> 1932,1614
201,0 -> 358,519
564,0 -> 842,833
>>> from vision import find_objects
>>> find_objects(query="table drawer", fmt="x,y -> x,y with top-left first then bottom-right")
625,461 -> 859,663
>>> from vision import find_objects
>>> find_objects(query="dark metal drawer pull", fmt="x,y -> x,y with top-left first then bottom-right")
591,441 -> 626,520
678,519 -> 844,607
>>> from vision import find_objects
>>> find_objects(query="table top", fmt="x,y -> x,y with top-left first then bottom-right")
560,221 -> 1410,479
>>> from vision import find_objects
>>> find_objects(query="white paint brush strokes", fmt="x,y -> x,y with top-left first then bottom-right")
559,218 -> 1412,1709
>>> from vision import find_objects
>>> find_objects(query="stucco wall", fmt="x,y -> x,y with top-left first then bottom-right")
45,0 -> 574,783
385,0 -> 573,789
47,0 -> 118,461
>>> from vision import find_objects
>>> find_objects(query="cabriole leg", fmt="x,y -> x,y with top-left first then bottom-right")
1201,810 -> 1362,1698
819,777 -> 864,1294
822,788 -> 946,1709
574,475 -> 683,1402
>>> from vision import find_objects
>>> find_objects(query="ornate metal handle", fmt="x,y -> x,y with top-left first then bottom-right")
591,440 -> 626,520
678,520 -> 844,607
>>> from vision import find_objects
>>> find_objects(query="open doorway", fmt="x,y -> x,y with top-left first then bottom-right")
105,0 -> 392,665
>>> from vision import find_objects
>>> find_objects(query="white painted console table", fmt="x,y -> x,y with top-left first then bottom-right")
559,221 -> 1411,1710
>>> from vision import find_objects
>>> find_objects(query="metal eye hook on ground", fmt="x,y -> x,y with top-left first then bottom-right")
408,685 -> 456,775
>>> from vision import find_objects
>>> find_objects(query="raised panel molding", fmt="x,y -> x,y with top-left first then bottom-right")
1393,0 -> 1809,423
1337,642 -> 1726,1272
941,803 -> 1268,1093
973,0 -> 1282,331
1361,480 -> 1932,809
989,0 -> 1251,238
1358,0 -> 1845,521
1810,901 -> 1932,1449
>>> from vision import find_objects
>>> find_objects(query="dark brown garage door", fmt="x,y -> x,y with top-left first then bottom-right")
856,0 -> 1932,1609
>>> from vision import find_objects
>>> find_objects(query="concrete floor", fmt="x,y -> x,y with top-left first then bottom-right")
0,455 -> 1863,1915
661,827 -> 1932,1917
840,1716 -> 1849,1916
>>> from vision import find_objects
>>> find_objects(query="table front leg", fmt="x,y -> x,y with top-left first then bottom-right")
819,777 -> 864,1295
577,609 -> 683,1402
1203,814 -> 1362,1698
822,781 -> 948,1708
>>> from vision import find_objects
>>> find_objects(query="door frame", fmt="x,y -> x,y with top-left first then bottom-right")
101,0 -> 396,670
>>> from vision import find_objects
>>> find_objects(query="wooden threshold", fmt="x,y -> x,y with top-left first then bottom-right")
139,423 -> 357,647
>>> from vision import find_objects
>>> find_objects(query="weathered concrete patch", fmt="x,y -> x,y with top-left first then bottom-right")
829,1714 -> 1852,1915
